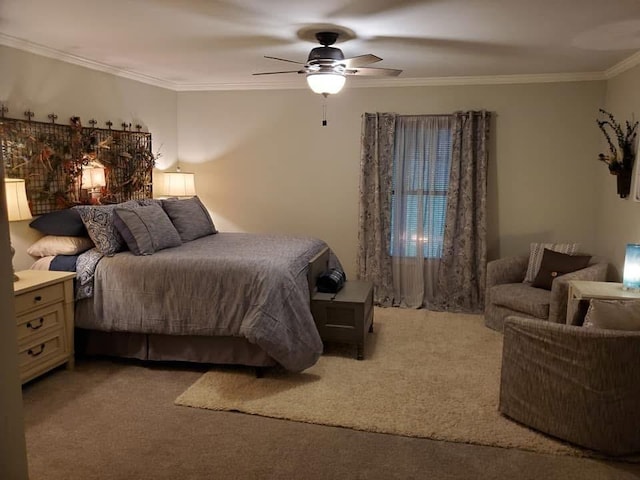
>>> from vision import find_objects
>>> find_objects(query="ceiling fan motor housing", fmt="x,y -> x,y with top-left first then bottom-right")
307,46 -> 344,63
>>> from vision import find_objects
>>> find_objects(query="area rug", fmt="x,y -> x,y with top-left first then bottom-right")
176,308 -> 586,457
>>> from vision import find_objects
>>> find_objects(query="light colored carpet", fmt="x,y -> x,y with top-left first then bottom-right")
175,307 -> 584,457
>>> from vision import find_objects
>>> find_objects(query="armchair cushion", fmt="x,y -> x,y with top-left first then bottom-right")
490,283 -> 549,318
531,249 -> 591,290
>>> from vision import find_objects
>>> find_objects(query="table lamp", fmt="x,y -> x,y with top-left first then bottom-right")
622,243 -> 640,291
81,162 -> 106,201
161,165 -> 196,197
4,178 -> 33,281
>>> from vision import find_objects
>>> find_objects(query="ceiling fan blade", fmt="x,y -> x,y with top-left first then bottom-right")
345,67 -> 403,76
253,70 -> 302,76
342,54 -> 382,68
264,55 -> 305,65
328,0 -> 425,17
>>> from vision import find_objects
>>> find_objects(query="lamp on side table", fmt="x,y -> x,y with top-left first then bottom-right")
3,178 -> 33,281
623,243 -> 640,292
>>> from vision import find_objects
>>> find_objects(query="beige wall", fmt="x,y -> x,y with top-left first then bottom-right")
1,46 -> 178,270
2,44 -> 609,279
596,63 -> 640,280
178,81 -> 605,278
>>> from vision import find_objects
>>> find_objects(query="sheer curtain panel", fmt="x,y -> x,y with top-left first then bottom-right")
391,116 -> 452,308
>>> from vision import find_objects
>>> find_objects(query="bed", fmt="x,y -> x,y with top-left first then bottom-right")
28,197 -> 335,373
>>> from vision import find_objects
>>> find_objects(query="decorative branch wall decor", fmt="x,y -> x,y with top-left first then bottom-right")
0,106 -> 154,214
596,109 -> 638,199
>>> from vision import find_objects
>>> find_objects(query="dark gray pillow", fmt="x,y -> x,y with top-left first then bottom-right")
74,201 -> 142,256
161,196 -> 217,242
113,203 -> 182,255
29,209 -> 87,236
531,249 -> 591,290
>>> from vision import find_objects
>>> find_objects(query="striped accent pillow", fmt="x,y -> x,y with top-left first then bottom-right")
523,242 -> 579,283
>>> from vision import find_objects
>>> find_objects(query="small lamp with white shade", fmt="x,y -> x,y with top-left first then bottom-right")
3,178 -> 33,281
81,162 -> 106,201
160,164 -> 196,198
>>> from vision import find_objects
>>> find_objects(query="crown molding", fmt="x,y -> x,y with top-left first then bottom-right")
604,50 -> 640,79
0,32 -> 627,92
0,33 -> 177,90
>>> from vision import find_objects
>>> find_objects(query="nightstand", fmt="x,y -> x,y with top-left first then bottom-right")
13,270 -> 76,384
311,280 -> 374,360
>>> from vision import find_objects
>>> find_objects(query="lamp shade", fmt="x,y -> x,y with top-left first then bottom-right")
81,165 -> 106,189
306,73 -> 346,95
622,243 -> 640,291
161,171 -> 196,197
4,178 -> 32,221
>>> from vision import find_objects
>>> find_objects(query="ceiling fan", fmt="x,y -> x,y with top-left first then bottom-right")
253,31 -> 402,96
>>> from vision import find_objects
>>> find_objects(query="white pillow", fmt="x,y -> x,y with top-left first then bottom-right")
523,242 -> 579,283
583,299 -> 640,331
27,235 -> 94,257
30,256 -> 55,271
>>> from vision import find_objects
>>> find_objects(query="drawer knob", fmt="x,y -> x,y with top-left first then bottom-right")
28,344 -> 46,357
33,295 -> 43,303
27,318 -> 44,330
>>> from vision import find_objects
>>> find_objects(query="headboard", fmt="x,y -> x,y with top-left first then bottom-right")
1,113 -> 154,214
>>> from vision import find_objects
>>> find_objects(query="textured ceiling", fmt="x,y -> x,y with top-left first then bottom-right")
2,0 -> 640,90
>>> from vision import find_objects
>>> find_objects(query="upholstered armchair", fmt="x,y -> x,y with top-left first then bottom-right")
499,316 -> 640,456
484,254 -> 607,331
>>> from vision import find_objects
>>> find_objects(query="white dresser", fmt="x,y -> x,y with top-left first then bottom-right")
13,270 -> 76,384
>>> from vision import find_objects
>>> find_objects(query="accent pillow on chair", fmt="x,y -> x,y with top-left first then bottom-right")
583,299 -> 640,331
523,242 -> 580,283
531,249 -> 591,290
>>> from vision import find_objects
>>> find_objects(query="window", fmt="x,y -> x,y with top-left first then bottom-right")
390,116 -> 452,258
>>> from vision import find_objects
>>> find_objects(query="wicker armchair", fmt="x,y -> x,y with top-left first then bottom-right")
499,316 -> 640,456
484,255 -> 607,331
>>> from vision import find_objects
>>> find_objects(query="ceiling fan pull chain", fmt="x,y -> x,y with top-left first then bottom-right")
322,100 -> 327,127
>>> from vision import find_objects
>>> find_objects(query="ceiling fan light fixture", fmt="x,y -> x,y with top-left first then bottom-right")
306,72 -> 346,95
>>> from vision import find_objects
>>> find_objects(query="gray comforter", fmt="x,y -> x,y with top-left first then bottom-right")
76,233 -> 329,372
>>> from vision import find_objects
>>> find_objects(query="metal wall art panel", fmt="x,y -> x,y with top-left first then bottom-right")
0,111 -> 154,215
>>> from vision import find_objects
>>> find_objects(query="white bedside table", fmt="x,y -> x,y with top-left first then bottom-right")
13,270 -> 76,384
566,280 -> 640,325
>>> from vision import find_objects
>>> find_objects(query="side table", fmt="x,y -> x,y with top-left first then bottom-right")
311,280 -> 374,360
14,270 -> 76,384
566,280 -> 640,325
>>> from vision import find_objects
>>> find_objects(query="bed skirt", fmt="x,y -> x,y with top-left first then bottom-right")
75,328 -> 277,367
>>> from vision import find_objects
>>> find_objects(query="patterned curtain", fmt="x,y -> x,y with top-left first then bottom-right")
435,111 -> 491,313
357,113 -> 396,306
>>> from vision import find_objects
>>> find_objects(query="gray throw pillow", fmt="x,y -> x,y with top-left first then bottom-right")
583,299 -> 640,331
113,203 -> 182,255
74,200 -> 141,256
161,196 -> 217,242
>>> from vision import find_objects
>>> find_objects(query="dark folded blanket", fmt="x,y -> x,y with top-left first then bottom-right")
50,255 -> 79,272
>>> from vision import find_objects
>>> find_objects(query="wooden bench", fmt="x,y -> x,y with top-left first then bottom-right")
311,280 -> 374,360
